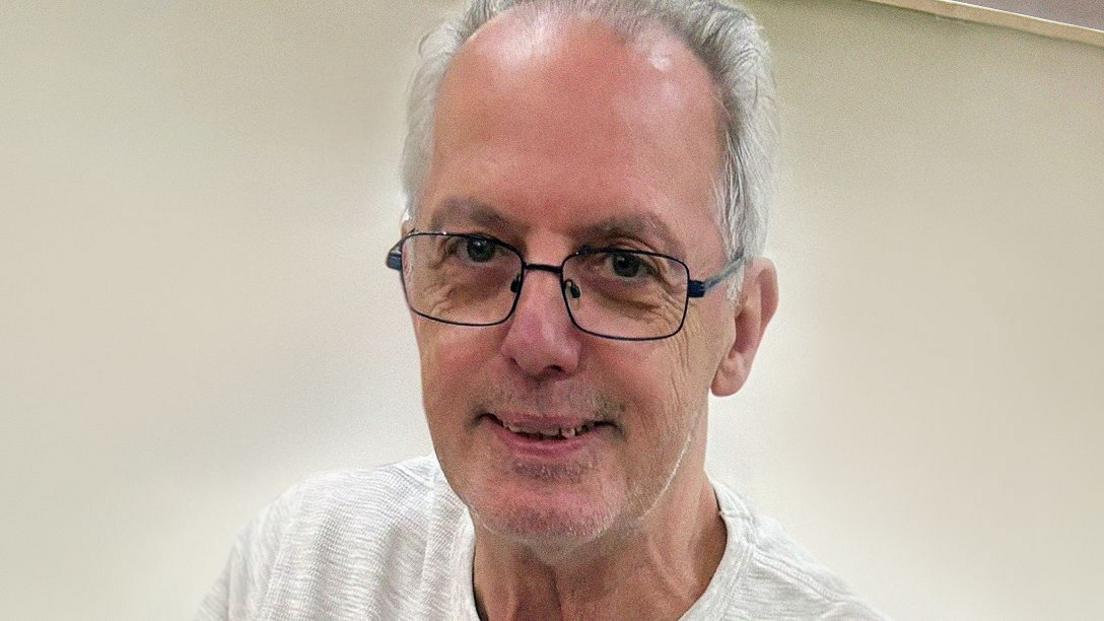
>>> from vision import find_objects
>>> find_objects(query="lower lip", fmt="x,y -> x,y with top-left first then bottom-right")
485,416 -> 607,459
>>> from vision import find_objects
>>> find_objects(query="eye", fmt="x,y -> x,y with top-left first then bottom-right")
609,249 -> 657,279
464,237 -> 497,263
613,251 -> 640,275
610,252 -> 644,278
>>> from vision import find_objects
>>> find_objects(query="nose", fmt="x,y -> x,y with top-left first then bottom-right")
499,268 -> 582,379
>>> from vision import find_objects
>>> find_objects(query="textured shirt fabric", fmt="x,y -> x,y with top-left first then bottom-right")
197,456 -> 885,620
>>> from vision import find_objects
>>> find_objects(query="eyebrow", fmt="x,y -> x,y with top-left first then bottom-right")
578,212 -> 686,258
426,197 -> 686,258
426,198 -> 521,233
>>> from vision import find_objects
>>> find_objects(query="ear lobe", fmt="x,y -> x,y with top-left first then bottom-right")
711,258 -> 779,397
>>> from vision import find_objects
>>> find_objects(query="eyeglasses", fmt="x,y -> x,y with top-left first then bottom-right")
386,231 -> 741,341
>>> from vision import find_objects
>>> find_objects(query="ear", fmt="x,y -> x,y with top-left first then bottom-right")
711,258 -> 779,397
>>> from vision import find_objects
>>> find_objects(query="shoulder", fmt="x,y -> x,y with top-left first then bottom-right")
705,481 -> 889,620
268,455 -> 455,563
255,455 -> 444,556
273,455 -> 443,528
198,456 -> 470,620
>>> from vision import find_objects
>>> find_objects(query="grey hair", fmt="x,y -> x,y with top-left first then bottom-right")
400,0 -> 778,272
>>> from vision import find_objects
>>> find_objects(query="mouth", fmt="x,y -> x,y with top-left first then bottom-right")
484,413 -> 615,442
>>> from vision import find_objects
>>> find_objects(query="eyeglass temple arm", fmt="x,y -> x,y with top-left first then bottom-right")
687,255 -> 743,298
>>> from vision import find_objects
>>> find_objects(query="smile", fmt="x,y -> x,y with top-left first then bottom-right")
500,420 -> 599,440
485,413 -> 615,446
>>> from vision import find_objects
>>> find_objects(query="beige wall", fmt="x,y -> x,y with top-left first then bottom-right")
959,0 -> 1104,31
2,1 -> 1101,619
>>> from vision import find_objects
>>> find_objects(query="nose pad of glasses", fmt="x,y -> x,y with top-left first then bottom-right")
564,279 -> 581,300
510,274 -> 523,294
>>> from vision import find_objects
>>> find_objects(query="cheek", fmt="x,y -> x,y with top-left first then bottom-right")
645,312 -> 722,426
682,302 -> 731,380
415,320 -> 501,416
601,337 -> 703,445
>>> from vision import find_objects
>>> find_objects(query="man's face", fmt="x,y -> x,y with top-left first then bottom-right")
410,15 -> 737,548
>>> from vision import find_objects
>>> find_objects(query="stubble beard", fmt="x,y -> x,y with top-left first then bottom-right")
464,389 -> 704,557
456,384 -> 631,549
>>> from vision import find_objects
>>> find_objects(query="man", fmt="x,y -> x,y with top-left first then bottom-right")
199,1 -> 884,619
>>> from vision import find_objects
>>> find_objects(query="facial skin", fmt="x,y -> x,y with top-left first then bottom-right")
409,9 -> 778,620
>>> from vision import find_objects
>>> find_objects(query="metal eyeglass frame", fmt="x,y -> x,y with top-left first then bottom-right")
386,231 -> 743,341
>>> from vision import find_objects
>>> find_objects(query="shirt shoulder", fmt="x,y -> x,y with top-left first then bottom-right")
695,481 -> 889,621
197,456 -> 474,621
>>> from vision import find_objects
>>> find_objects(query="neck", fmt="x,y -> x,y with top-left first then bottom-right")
471,465 -> 726,621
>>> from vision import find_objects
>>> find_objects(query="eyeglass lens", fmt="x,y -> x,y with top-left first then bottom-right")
400,234 -> 689,339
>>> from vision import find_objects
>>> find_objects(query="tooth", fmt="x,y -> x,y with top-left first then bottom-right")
505,423 -> 522,433
538,429 -> 559,437
562,427 -> 577,438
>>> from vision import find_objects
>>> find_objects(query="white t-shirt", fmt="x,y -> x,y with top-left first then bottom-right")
197,456 -> 885,620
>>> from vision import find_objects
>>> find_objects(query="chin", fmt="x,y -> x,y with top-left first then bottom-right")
473,500 -> 615,552
461,468 -> 626,551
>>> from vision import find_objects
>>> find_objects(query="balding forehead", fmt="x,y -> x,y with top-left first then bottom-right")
439,15 -> 726,203
453,6 -> 718,104
487,0 -> 657,37
484,0 -> 717,73
452,5 -> 725,132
